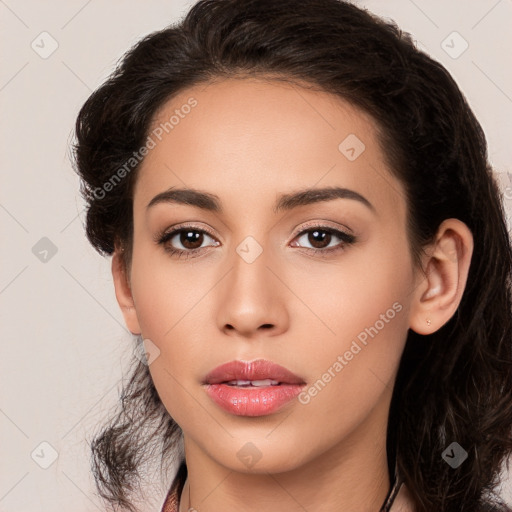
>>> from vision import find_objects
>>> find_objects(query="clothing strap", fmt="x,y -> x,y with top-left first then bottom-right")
379,456 -> 402,511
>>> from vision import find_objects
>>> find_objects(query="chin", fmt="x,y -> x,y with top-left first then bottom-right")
208,438 -> 306,474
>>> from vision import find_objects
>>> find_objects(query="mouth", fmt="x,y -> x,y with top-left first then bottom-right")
203,359 -> 306,386
202,359 -> 306,416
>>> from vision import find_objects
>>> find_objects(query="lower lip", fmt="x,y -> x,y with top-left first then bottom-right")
203,383 -> 305,416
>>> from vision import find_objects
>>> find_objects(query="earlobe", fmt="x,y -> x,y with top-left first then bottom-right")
111,249 -> 142,335
409,219 -> 473,335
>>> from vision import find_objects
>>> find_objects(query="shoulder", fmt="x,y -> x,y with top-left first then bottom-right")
161,460 -> 187,512
160,485 -> 179,512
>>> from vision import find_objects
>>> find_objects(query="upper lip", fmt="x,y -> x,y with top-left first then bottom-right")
203,359 -> 306,385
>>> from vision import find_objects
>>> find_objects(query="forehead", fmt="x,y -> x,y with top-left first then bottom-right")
134,77 -> 405,219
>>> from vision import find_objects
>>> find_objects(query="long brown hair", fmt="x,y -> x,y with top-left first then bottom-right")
72,1 -> 512,510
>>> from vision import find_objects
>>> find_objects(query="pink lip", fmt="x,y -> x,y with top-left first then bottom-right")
202,359 -> 306,417
203,359 -> 306,385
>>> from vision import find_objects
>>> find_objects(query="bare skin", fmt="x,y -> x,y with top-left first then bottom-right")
111,77 -> 473,512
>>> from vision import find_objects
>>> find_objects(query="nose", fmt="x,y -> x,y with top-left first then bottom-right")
216,243 -> 290,338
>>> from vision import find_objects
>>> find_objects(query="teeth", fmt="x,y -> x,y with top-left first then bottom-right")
225,379 -> 280,387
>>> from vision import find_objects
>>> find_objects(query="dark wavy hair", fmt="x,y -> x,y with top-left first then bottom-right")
71,0 -> 512,510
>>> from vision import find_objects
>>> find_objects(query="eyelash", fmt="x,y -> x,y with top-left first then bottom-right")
155,223 -> 356,259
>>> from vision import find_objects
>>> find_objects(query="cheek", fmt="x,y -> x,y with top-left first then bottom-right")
128,245 -> 216,399
290,242 -> 412,414
290,293 -> 409,454
289,235 -> 413,351
296,289 -> 408,405
129,241 -> 208,340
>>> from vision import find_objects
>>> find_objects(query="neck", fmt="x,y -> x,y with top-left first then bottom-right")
178,401 -> 392,512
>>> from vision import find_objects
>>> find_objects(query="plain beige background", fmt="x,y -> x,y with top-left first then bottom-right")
1,1 -> 511,510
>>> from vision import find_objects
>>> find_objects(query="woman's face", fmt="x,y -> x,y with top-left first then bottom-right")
124,77 -> 419,474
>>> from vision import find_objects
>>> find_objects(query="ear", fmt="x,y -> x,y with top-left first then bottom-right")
409,218 -> 473,335
111,248 -> 141,335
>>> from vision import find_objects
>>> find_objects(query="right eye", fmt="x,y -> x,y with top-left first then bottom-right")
156,225 -> 220,258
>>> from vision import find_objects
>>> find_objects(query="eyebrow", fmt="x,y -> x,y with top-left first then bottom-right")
146,186 -> 375,214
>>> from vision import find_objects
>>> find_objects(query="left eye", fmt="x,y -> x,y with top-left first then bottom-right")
292,227 -> 355,252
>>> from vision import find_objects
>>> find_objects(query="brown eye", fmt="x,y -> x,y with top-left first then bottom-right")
306,229 -> 332,249
178,230 -> 205,250
293,227 -> 355,253
156,226 -> 220,258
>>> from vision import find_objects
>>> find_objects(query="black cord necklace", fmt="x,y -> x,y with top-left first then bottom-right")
379,476 -> 403,511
